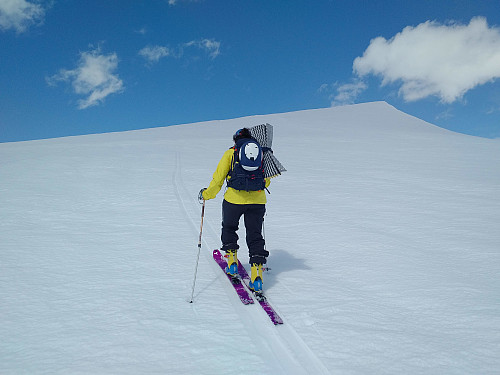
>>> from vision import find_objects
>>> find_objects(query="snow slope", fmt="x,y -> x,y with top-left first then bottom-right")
1,102 -> 499,374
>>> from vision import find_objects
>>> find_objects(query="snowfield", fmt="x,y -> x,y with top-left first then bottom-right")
1,102 -> 499,374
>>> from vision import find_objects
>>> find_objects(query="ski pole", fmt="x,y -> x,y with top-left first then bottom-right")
189,198 -> 205,303
262,213 -> 271,272
262,216 -> 266,251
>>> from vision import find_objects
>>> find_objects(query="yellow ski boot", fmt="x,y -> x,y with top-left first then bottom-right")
249,263 -> 263,292
225,250 -> 238,276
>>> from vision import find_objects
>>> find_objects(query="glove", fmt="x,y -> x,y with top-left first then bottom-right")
198,188 -> 207,203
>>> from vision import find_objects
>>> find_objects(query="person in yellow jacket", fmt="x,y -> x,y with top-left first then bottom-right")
200,128 -> 270,292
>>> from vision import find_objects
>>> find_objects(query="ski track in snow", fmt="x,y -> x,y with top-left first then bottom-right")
172,151 -> 331,375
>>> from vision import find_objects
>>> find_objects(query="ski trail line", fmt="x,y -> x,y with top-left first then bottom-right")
173,152 -> 331,375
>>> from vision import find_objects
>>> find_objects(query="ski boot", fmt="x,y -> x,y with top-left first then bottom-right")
249,263 -> 263,292
225,250 -> 238,277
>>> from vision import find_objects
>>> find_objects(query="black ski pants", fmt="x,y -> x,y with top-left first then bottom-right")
221,200 -> 269,265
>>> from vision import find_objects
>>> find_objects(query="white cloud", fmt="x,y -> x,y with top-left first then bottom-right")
138,39 -> 221,65
436,108 -> 454,121
139,45 -> 170,64
168,0 -> 203,6
318,83 -> 329,93
331,80 -> 367,106
318,80 -> 367,107
353,17 -> 500,103
0,0 -> 44,33
184,38 -> 221,59
48,48 -> 124,109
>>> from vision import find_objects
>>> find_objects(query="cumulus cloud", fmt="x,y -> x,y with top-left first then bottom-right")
48,48 -> 124,109
0,0 -> 44,33
353,17 -> 500,103
139,45 -> 170,64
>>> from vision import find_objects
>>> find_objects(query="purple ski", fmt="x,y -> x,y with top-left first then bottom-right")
238,261 -> 284,325
213,249 -> 254,305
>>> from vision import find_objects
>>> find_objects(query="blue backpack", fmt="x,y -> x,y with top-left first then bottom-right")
226,138 -> 266,191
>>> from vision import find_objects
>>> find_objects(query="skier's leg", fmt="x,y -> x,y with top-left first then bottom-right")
221,200 -> 245,275
221,200 -> 243,252
244,204 -> 268,265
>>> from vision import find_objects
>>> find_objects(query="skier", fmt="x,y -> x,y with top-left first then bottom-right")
200,128 -> 270,292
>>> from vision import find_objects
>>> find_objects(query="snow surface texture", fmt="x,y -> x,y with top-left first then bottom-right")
1,102 -> 499,374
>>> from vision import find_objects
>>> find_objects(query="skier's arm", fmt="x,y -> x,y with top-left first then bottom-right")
202,150 -> 232,200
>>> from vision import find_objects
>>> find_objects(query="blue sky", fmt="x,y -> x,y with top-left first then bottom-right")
1,0 -> 500,143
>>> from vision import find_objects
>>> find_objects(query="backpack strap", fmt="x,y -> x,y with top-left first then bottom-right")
226,146 -> 237,184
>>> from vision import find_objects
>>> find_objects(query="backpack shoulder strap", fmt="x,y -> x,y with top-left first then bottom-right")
226,146 -> 237,182
229,145 -> 238,163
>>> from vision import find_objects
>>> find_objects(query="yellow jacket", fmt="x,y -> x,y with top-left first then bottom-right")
202,148 -> 270,205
